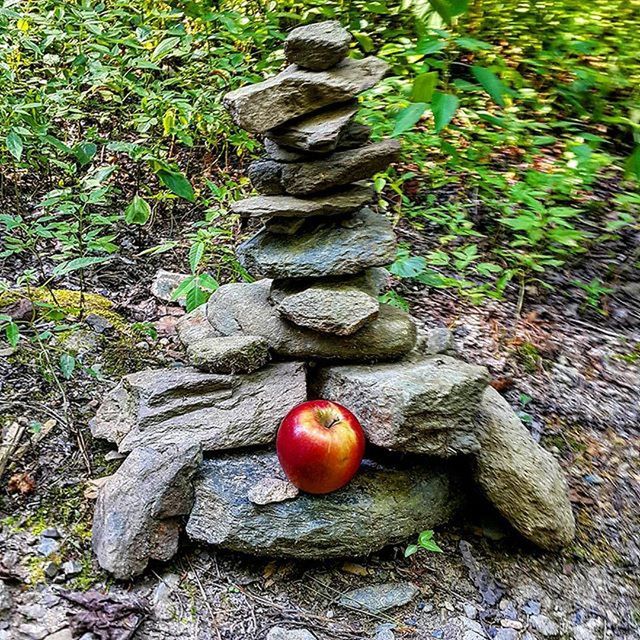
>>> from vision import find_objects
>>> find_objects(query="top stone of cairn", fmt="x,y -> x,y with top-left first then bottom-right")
285,20 -> 352,71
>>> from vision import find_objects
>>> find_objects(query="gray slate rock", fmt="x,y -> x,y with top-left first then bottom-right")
224,57 -> 388,133
264,139 -> 311,163
187,335 -> 270,374
312,355 -> 490,456
277,284 -> 379,335
249,140 -> 401,195
206,279 -> 416,362
267,627 -> 317,640
237,208 -> 396,279
0,580 -> 11,614
473,387 -> 576,549
89,362 -> 307,452
176,304 -> 217,347
186,450 -> 462,558
248,477 -> 299,505
92,443 -> 202,579
267,102 -> 358,153
231,183 -> 373,220
339,582 -> 419,613
284,20 -> 351,71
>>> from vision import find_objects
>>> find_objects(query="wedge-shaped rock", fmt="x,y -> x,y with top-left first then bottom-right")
237,208 -> 396,279
92,443 -> 202,579
223,57 -> 388,133
473,387 -> 576,549
313,355 -> 489,456
206,279 -> 416,362
277,285 -> 379,336
89,363 -> 307,452
248,140 -> 400,195
231,184 -> 373,220
284,20 -> 351,71
187,335 -> 270,374
186,450 -> 462,559
267,102 -> 358,153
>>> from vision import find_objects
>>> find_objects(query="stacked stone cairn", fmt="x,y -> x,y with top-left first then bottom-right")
90,22 -> 576,580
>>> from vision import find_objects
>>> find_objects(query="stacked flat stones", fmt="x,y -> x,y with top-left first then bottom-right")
88,22 -> 576,581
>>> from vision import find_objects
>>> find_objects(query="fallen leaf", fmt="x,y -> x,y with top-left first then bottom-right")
342,562 -> 369,576
7,472 -> 36,495
489,377 -> 514,392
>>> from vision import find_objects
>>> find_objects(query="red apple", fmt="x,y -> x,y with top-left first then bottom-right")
276,400 -> 365,494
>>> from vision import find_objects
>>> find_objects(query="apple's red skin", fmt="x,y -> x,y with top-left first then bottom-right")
276,400 -> 365,494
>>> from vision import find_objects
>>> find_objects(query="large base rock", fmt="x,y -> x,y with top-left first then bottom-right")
473,387 -> 576,549
89,362 -> 306,452
312,355 -> 489,456
206,279 -> 417,362
186,450 -> 463,558
93,443 -> 201,580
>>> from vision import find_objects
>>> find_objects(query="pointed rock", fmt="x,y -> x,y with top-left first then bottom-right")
237,208 -> 396,279
223,57 -> 388,133
231,184 -> 373,220
206,279 -> 416,362
249,140 -> 400,195
284,20 -> 352,71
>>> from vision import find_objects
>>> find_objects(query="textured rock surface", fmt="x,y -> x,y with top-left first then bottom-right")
150,269 -> 189,304
284,20 -> 351,71
206,279 -> 416,362
339,583 -> 419,613
231,184 -> 373,220
247,477 -> 299,505
267,102 -> 358,153
248,140 -> 400,195
277,285 -> 379,335
473,387 -> 576,549
92,443 -> 201,579
223,57 -> 388,133
267,628 -> 317,640
176,304 -> 217,347
237,208 -> 396,279
186,450 -> 462,558
312,355 -> 490,456
89,362 -> 307,452
264,138 -> 310,163
186,335 -> 270,374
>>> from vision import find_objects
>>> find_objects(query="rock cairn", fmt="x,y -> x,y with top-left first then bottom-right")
90,21 -> 575,580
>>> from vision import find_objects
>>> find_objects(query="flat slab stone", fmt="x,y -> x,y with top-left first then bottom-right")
206,279 -> 416,362
284,20 -> 351,71
186,450 -> 463,559
277,285 -> 379,336
231,184 -> 373,220
312,355 -> 490,456
249,140 -> 400,195
187,335 -> 270,374
267,102 -> 358,153
237,208 -> 396,279
473,387 -> 576,549
89,362 -> 307,452
223,57 -> 388,133
92,443 -> 201,579
339,583 -> 419,613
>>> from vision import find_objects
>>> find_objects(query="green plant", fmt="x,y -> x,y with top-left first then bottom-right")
405,529 -> 444,557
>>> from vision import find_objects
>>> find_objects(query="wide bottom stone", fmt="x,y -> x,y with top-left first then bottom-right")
186,450 -> 463,559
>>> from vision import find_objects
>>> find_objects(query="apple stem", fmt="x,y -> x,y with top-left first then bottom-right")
325,416 -> 341,429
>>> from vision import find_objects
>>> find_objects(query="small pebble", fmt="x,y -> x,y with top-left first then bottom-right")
44,562 -> 59,579
37,537 -> 60,557
529,614 -> 560,636
40,528 -> 61,539
463,604 -> 478,619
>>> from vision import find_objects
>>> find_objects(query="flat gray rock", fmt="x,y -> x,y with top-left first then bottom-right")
267,627 -> 317,640
473,387 -> 576,550
249,140 -> 400,195
312,355 -> 490,456
176,304 -> 217,347
264,138 -> 310,163
237,208 -> 396,279
89,362 -> 307,452
92,443 -> 202,579
339,582 -> 419,613
277,285 -> 379,335
267,102 -> 358,153
186,450 -> 462,559
223,57 -> 388,133
206,279 -> 416,362
284,20 -> 351,71
231,184 -> 373,220
187,335 -> 270,374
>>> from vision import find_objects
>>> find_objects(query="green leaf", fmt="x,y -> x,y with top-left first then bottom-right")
151,36 -> 181,61
157,169 -> 195,202
404,544 -> 418,558
625,146 -> 640,181
6,130 -> 23,161
74,142 -> 97,165
198,272 -> 219,292
392,103 -> 427,137
419,539 -> 444,553
454,36 -> 493,51
390,254 -> 426,278
59,353 -> 76,379
5,321 -> 19,348
162,109 -> 176,136
188,241 -> 205,273
471,66 -> 508,107
431,92 -> 459,132
52,256 -> 112,276
411,72 -> 438,103
429,0 -> 469,24
418,530 -> 434,544
353,32 -> 374,53
124,195 -> 151,225
170,275 -> 196,301
186,284 -> 208,312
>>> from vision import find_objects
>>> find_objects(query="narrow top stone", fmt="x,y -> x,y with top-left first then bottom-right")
285,21 -> 352,71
